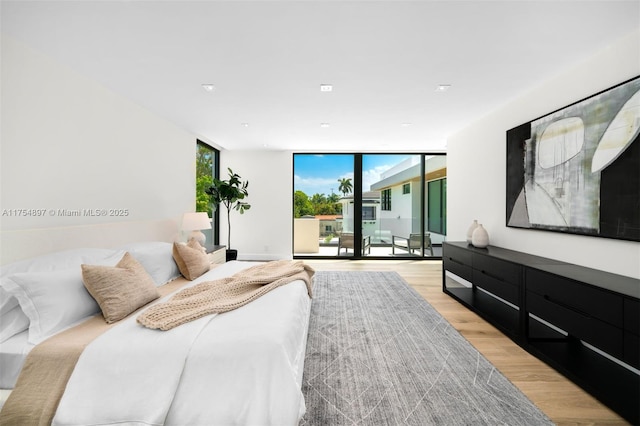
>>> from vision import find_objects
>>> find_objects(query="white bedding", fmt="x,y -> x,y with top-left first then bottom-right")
51,261 -> 311,426
0,331 -> 33,390
0,331 -> 32,408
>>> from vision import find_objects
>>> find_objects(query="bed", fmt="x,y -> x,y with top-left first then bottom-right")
0,241 -> 313,425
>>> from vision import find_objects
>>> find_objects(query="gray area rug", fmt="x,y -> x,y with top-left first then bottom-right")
300,271 -> 554,425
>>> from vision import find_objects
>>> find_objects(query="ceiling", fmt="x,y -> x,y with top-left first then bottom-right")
2,1 -> 638,152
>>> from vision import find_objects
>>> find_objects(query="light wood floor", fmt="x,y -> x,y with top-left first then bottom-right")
304,259 -> 630,426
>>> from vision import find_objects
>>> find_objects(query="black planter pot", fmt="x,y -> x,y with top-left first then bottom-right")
226,249 -> 238,262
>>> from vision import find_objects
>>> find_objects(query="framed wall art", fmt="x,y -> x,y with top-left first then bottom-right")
506,76 -> 640,242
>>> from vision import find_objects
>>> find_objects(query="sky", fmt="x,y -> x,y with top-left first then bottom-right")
293,154 -> 419,196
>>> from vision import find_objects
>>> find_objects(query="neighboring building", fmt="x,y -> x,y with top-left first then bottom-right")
338,191 -> 383,242
370,156 -> 447,245
314,214 -> 342,238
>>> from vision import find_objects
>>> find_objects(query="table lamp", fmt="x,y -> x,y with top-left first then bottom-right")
181,212 -> 211,246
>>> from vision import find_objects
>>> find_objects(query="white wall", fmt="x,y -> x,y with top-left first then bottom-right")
219,150 -> 293,261
1,36 -> 197,257
5,28 -> 638,276
447,29 -> 640,279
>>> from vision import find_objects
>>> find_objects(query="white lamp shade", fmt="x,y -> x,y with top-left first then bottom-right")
182,212 -> 212,231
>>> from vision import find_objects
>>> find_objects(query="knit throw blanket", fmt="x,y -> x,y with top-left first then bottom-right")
137,260 -> 314,330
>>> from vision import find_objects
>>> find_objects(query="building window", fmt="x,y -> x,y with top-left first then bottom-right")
381,188 -> 391,211
362,206 -> 376,220
402,183 -> 410,194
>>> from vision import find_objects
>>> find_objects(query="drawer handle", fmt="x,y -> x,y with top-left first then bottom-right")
480,270 -> 505,282
543,295 -> 593,319
448,257 -> 465,266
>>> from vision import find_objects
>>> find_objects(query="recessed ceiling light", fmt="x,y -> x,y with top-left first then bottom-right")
241,123 -> 250,128
201,84 -> 216,92
320,84 -> 333,92
435,84 -> 451,92
401,122 -> 412,127
320,123 -> 330,128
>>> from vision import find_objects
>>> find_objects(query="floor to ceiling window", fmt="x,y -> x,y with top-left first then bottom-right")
424,155 -> 447,252
196,140 -> 220,245
293,154 -> 355,257
293,153 -> 446,259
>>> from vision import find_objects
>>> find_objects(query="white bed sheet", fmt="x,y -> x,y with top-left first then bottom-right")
52,261 -> 312,426
0,330 -> 33,389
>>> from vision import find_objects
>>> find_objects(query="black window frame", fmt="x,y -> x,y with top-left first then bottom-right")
381,188 -> 392,211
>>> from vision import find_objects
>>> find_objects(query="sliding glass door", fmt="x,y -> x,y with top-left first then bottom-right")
424,155 -> 447,255
293,153 -> 446,258
365,154 -> 421,257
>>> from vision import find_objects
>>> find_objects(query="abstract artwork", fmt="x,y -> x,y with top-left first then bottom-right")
506,76 -> 640,242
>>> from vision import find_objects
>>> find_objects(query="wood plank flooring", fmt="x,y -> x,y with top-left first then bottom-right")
304,259 -> 630,426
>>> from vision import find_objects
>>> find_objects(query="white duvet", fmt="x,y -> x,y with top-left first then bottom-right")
52,261 -> 311,426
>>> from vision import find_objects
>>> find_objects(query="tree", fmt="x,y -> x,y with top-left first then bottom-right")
294,191 -> 314,218
338,178 -> 353,196
205,168 -> 250,250
310,193 -> 327,206
195,174 -> 213,214
196,144 -> 214,216
293,190 -> 343,217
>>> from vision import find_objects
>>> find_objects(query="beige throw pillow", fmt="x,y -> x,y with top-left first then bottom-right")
81,252 -> 160,323
172,240 -> 210,281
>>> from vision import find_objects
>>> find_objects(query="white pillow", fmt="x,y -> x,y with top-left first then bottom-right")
0,288 -> 19,316
116,242 -> 181,286
0,285 -> 30,341
2,269 -> 99,344
0,304 -> 30,343
0,248 -> 120,278
0,251 -> 124,344
0,248 -> 119,316
0,248 -> 120,341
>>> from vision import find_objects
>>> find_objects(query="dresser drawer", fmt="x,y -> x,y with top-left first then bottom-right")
473,269 -> 519,305
473,253 -> 521,285
472,253 -> 521,305
527,291 -> 624,358
443,244 -> 473,282
624,298 -> 639,335
624,298 -> 640,368
526,268 -> 623,328
624,331 -> 639,369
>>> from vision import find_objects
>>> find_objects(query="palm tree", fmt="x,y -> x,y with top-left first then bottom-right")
327,192 -> 340,204
311,193 -> 327,205
338,178 -> 353,196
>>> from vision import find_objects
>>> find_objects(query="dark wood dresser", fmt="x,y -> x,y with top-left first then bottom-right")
442,241 -> 639,424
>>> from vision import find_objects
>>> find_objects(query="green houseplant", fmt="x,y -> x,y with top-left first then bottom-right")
205,168 -> 251,260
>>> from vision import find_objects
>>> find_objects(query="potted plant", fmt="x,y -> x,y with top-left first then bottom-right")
205,168 -> 251,261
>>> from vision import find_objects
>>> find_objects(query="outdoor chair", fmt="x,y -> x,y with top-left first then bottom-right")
337,233 -> 371,255
391,233 -> 433,256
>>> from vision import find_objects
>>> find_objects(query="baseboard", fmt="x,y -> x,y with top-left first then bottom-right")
237,253 -> 292,262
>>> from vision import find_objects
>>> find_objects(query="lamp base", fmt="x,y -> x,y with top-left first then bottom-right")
188,230 -> 206,247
